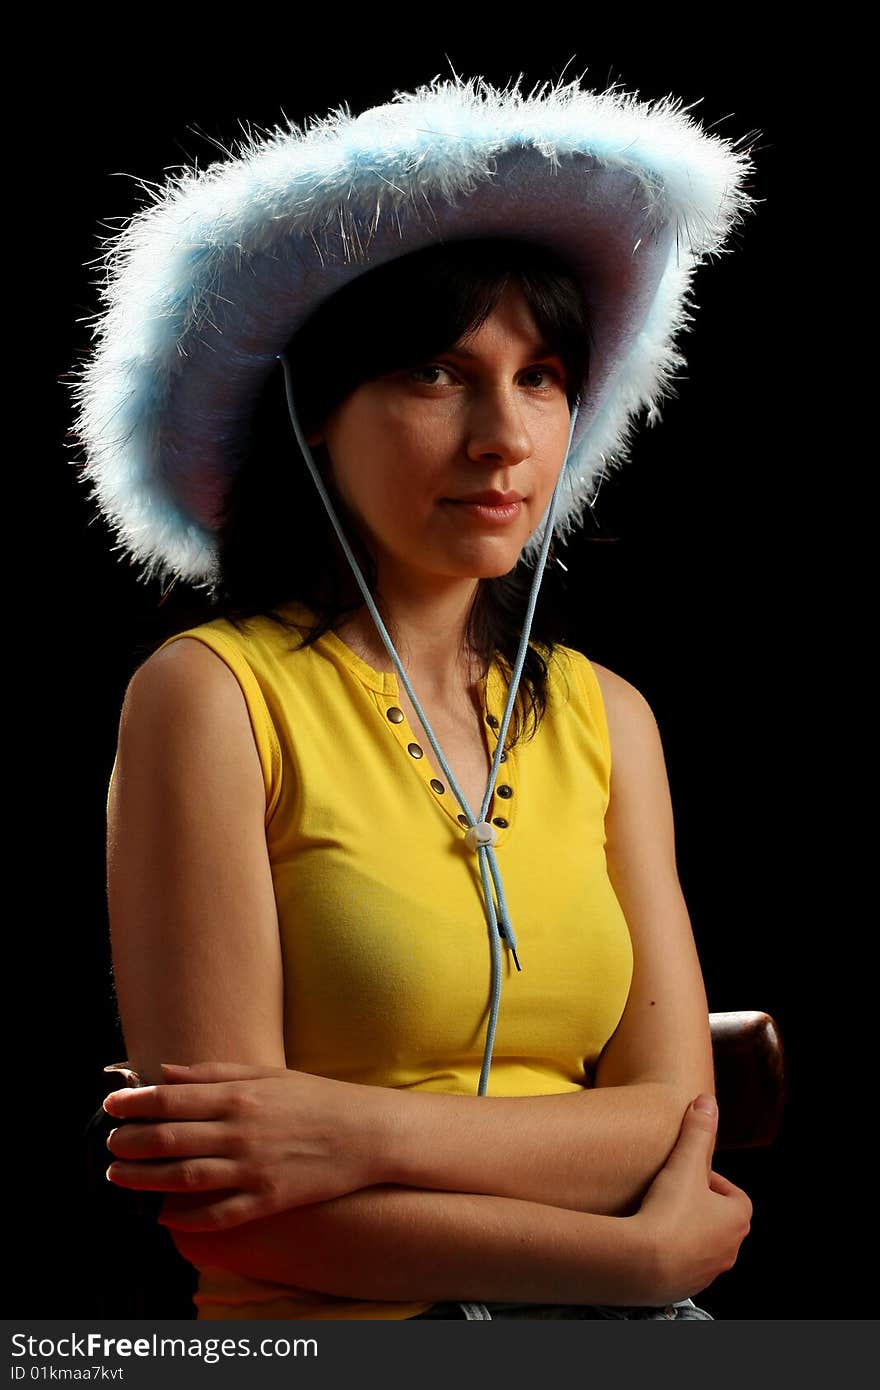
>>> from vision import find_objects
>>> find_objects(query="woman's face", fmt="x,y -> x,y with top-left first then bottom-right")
308,283 -> 574,595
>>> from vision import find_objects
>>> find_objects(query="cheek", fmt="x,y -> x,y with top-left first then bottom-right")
543,458 -> 567,497
331,413 -> 435,501
538,431 -> 571,495
335,471 -> 422,549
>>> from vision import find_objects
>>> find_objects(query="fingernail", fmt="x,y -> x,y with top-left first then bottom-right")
161,1062 -> 190,1070
694,1094 -> 717,1116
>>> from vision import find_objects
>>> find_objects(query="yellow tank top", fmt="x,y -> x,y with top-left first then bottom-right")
133,599 -> 633,1319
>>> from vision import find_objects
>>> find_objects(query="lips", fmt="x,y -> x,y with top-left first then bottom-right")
448,491 -> 523,505
443,497 -> 523,525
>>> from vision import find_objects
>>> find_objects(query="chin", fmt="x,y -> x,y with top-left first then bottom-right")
397,531 -> 527,583
486,536 -> 532,571
458,558 -> 523,582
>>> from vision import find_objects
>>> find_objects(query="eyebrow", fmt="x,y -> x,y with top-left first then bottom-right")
446,342 -> 564,362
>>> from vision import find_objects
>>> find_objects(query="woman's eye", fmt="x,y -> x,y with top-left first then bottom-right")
408,364 -> 562,389
521,367 -> 560,389
409,364 -> 455,386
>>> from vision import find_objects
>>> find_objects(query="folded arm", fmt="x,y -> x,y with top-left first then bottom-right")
374,1078 -> 690,1217
171,1183 -> 651,1306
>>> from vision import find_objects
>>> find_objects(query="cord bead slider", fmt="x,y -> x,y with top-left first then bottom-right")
464,820 -> 497,852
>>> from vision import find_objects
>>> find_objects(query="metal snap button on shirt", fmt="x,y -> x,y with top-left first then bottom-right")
371,661 -> 516,842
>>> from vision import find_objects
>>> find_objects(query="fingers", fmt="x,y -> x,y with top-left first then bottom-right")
710,1170 -> 754,1220
667,1096 -> 719,1180
103,1082 -> 231,1120
106,1121 -> 230,1161
709,1170 -> 739,1196
103,1065 -> 289,1117
691,1096 -> 719,1178
105,1156 -> 243,1194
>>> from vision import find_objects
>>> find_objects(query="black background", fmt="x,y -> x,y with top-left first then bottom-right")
22,24 -> 853,1322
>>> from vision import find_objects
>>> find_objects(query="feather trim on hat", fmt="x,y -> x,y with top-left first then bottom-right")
67,71 -> 759,589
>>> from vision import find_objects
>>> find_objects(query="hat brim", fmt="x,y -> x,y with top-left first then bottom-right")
69,74 -> 757,586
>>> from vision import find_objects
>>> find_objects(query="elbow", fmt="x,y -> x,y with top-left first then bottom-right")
167,1226 -> 234,1274
661,1081 -> 707,1124
635,1081 -> 701,1147
656,1081 -> 717,1154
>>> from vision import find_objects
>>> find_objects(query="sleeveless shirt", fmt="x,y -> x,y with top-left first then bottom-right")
115,599 -> 633,1319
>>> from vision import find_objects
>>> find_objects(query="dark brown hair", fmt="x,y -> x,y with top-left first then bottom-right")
157,236 -> 593,749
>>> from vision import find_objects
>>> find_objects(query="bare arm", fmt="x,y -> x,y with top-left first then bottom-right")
106,637 -> 289,1089
589,662 -> 715,1118
375,1080 -> 687,1217
172,1183 -> 652,1306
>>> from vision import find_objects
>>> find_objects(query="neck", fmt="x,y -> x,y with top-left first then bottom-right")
337,577 -> 484,702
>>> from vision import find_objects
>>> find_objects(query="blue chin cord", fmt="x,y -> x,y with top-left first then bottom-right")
277,353 -> 580,1096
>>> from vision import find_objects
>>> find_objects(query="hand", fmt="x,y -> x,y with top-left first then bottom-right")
103,1061 -> 392,1232
631,1095 -> 753,1305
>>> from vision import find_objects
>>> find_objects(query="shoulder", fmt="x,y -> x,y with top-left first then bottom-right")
129,634 -> 247,713
126,630 -> 283,823
572,656 -> 670,831
558,647 -> 658,758
123,636 -> 262,774
586,661 -> 676,864
588,660 -> 658,743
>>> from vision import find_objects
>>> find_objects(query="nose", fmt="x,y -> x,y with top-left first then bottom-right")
463,387 -> 533,470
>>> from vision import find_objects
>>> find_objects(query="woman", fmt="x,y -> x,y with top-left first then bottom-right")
73,73 -> 757,1320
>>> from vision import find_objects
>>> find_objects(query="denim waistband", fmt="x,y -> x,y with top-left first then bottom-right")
411,1297 -> 712,1320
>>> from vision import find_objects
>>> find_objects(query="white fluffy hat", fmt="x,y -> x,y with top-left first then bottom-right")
67,71 -> 759,590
